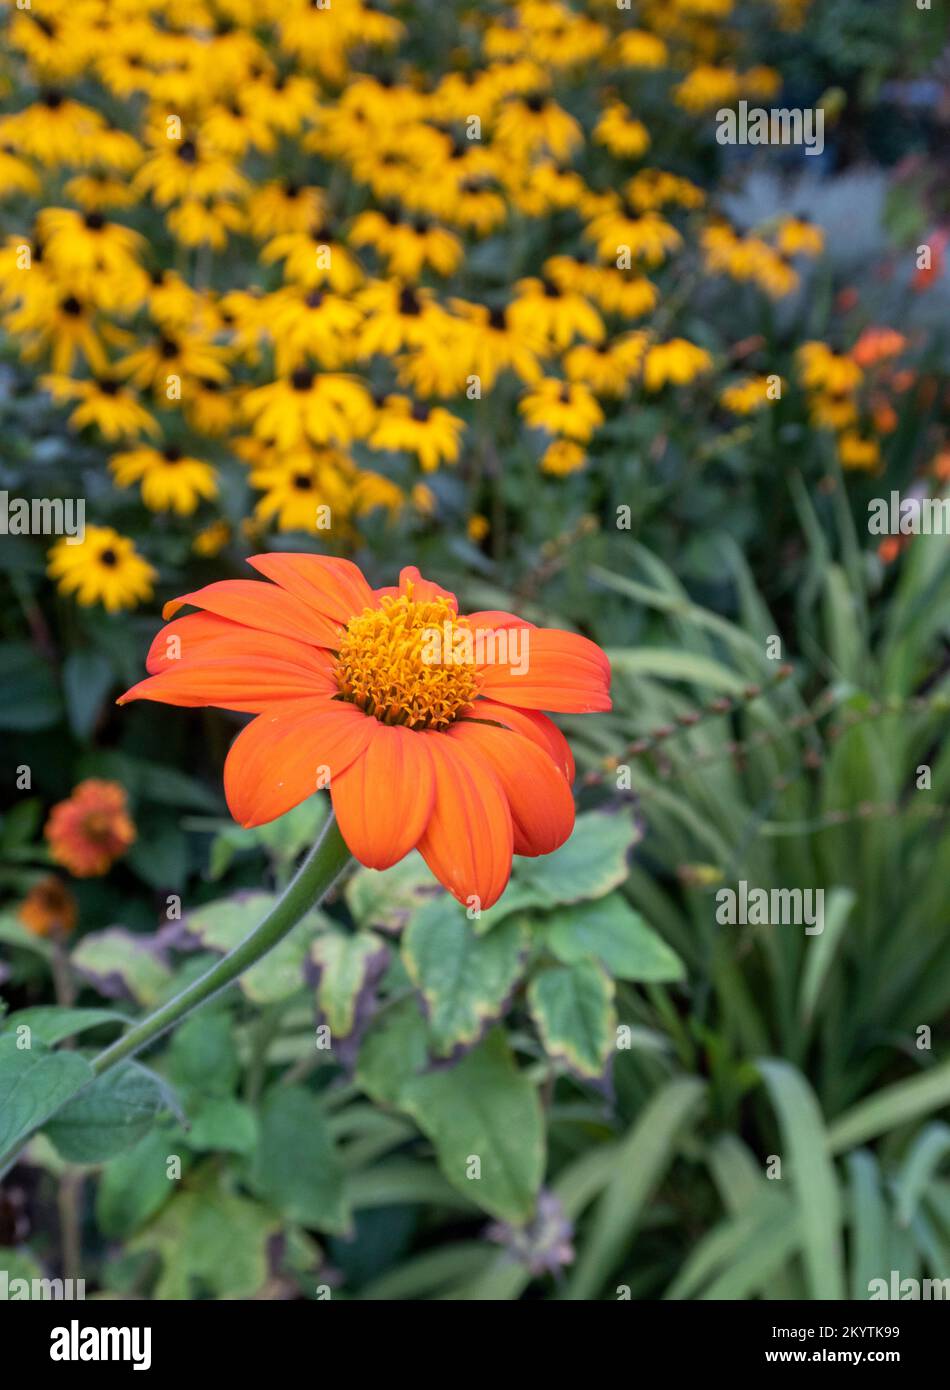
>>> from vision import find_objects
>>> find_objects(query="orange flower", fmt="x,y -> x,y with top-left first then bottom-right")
118,557 -> 612,909
851,327 -> 907,369
18,875 -> 78,937
877,537 -> 908,566
45,779 -> 136,877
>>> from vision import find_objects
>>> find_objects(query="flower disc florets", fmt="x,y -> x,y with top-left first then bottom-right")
334,590 -> 479,730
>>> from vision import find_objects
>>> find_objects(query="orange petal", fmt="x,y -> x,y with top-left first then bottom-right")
465,610 -> 536,632
163,579 -> 340,648
331,724 -> 435,869
145,613 -> 335,678
478,628 -> 611,712
374,565 -> 458,611
118,656 -> 336,712
416,732 -> 512,910
246,553 -> 376,627
466,697 -> 575,783
448,720 -> 574,857
224,698 -> 375,827
146,612 -> 237,673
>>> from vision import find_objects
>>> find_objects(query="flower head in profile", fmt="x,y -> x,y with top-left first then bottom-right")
45,779 -> 136,878
18,875 -> 78,937
119,556 -> 611,909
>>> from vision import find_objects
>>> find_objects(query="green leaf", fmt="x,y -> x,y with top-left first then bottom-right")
606,647 -> 748,693
0,642 -> 63,730
798,887 -> 856,1026
513,810 -> 640,906
71,929 -> 172,1006
0,1248 -> 44,1287
97,1127 -> 185,1238
0,911 -> 55,961
847,1151 -> 889,1300
249,1086 -> 349,1235
0,1006 -> 125,1047
540,893 -> 685,982
309,929 -> 388,1038
185,892 -> 329,1003
402,900 -> 527,1056
76,750 -> 220,813
758,1058 -> 845,1300
528,960 -> 615,1079
125,821 -> 188,892
187,1096 -> 258,1154
401,1029 -> 545,1223
355,997 -> 430,1108
1,799 -> 42,850
565,1076 -> 706,1299
44,1061 -> 166,1163
895,1123 -> 950,1228
0,1034 -> 93,1156
254,795 -> 327,861
129,1188 -> 277,1299
828,1061 -> 950,1153
345,851 -> 440,933
62,650 -> 114,742
167,1011 -> 240,1103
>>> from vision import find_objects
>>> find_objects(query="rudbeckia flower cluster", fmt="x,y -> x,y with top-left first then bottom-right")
0,0 -> 847,613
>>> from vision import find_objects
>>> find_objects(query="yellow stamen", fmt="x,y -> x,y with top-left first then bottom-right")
334,590 -> 479,730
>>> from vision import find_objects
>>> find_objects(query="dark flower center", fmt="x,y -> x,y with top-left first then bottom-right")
99,548 -> 118,567
177,139 -> 197,164
60,296 -> 82,317
163,446 -> 182,462
399,287 -> 421,316
291,368 -> 314,392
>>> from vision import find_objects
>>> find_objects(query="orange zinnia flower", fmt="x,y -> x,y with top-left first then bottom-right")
45,778 -> 137,878
118,557 -> 611,908
18,875 -> 78,937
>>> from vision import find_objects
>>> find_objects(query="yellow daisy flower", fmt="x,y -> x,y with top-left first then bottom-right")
109,445 -> 219,515
48,526 -> 155,612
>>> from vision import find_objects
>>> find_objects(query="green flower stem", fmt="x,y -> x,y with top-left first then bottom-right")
90,812 -> 352,1079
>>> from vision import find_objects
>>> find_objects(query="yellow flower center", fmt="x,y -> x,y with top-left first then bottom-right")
334,591 -> 480,730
